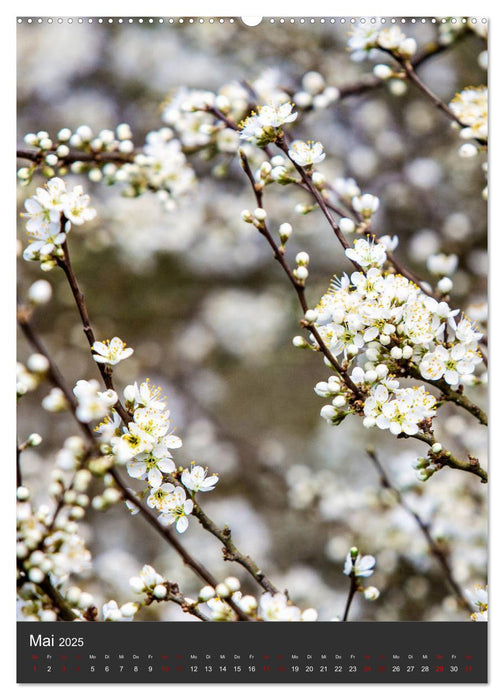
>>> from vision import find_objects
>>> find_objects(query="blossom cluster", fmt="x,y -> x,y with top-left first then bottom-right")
465,584 -> 488,622
17,494 -> 91,582
95,379 -> 218,533
201,583 -> 318,622
348,25 -> 417,61
109,128 -> 196,210
126,565 -> 321,622
21,176 -> 96,268
73,379 -> 118,423
312,238 -> 483,437
19,125 -> 196,211
449,86 -> 488,141
17,467 -> 95,621
162,69 -> 338,157
239,101 -> 297,147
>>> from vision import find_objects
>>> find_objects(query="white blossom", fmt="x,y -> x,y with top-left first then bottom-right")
73,379 -> 117,423
345,239 -> 387,268
258,592 -> 301,621
130,564 -> 164,594
288,140 -> 326,167
181,465 -> 219,492
257,101 -> 297,128
92,337 -> 134,366
344,552 -> 376,578
449,86 -> 487,140
465,584 -> 488,622
157,486 -> 193,533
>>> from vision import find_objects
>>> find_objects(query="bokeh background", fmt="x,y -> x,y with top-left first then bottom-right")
17,16 -> 488,621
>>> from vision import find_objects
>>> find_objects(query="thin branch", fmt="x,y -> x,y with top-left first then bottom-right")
17,565 -> 79,621
16,443 -> 23,489
407,365 -> 487,426
18,312 -> 254,614
275,137 -> 359,261
57,239 -> 132,426
188,492 -> 279,596
109,466 -> 219,589
336,32 -> 469,101
366,447 -> 472,613
144,580 -> 212,622
17,306 -> 96,441
239,150 -> 363,399
408,431 -> 487,483
342,574 -> 358,622
16,147 -> 135,167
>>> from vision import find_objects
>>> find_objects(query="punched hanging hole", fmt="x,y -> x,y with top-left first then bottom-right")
241,16 -> 263,26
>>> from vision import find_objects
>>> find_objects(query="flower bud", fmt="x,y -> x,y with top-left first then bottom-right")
66,586 -> 82,605
224,577 -> 241,593
339,217 -> 356,235
332,395 -> 346,408
373,64 -> 393,80
120,602 -> 139,617
27,353 -> 50,374
28,279 -> 52,305
28,567 -> 44,583
116,123 -> 133,141
45,153 -> 58,166
119,140 -> 134,154
153,584 -> 167,600
295,251 -> 310,266
320,405 -> 338,422
459,143 -> 478,158
198,585 -> 215,602
239,595 -> 258,613
40,610 -> 58,622
364,586 -> 380,601
79,592 -> 95,609
129,576 -> 145,594
57,128 -> 72,142
437,277 -> 453,294
215,583 -> 231,599
294,266 -> 309,281
102,487 -> 122,505
399,38 -> 417,57
254,207 -> 267,221
76,124 -> 93,142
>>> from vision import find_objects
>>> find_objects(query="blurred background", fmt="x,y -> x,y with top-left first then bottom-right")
17,17 -> 487,621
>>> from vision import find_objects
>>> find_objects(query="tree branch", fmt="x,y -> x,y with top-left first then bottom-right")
366,447 -> 472,613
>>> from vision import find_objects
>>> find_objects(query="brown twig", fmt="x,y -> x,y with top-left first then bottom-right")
275,137 -> 358,261
57,238 -> 132,426
16,147 -> 135,167
17,562 -> 79,621
144,580 -> 211,622
366,447 -> 473,613
408,431 -> 487,483
178,481 -> 280,596
342,573 -> 358,622
17,312 -> 253,617
239,150 -> 363,399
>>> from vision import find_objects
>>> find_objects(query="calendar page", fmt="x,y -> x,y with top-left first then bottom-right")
16,14 -> 488,685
